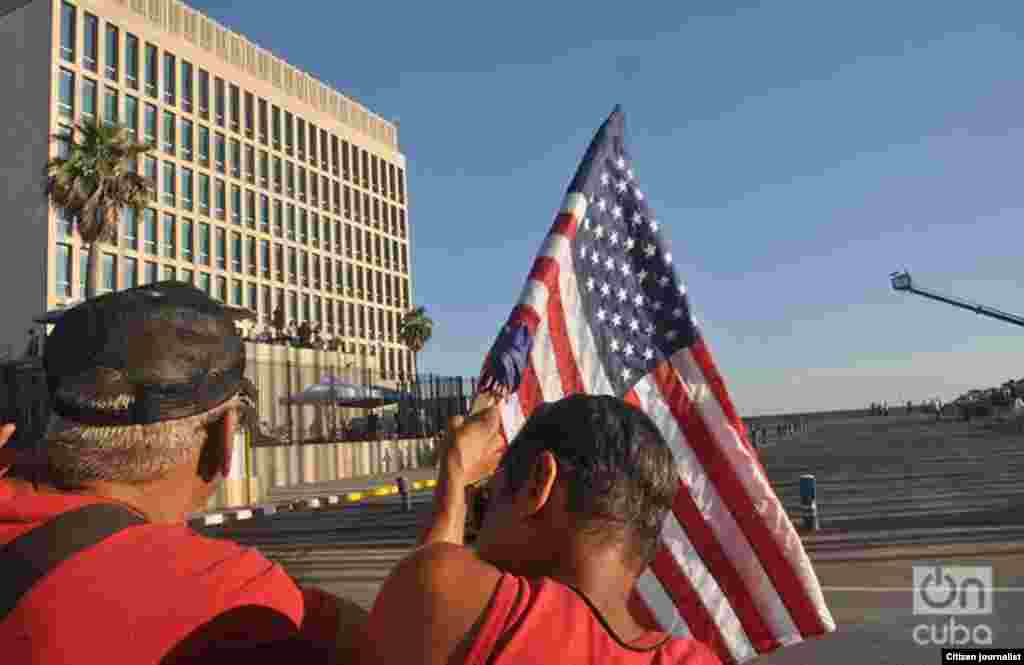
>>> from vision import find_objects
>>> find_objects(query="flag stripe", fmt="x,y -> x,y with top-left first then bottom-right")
634,569 -> 692,637
664,352 -> 831,638
690,338 -> 758,460
530,257 -> 585,397
650,543 -> 732,664
634,374 -> 796,654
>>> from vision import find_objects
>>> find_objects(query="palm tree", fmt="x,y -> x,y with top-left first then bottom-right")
44,119 -> 154,300
398,306 -> 433,381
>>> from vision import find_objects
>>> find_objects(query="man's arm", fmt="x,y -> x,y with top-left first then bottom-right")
358,543 -> 502,665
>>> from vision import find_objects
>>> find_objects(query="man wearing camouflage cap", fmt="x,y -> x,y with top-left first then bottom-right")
0,282 -> 366,663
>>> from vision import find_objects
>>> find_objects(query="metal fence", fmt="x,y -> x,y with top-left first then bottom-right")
0,355 -> 479,452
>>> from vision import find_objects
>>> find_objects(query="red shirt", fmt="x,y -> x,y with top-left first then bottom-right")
0,480 -> 340,664
465,573 -> 722,665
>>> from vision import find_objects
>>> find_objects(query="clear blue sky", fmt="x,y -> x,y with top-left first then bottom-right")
194,0 -> 1024,416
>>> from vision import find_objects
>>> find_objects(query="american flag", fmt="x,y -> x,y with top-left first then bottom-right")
477,107 -> 835,664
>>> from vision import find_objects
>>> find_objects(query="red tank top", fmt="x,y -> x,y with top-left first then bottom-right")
464,573 -> 722,664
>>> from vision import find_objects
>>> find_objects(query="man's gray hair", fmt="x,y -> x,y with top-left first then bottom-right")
43,395 -> 245,486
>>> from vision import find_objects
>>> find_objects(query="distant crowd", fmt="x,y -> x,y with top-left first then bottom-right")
747,418 -> 806,448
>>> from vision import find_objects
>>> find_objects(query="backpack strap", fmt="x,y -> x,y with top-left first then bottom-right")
0,502 -> 147,622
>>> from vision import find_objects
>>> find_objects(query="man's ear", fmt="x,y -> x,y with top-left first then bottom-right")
522,450 -> 559,518
197,408 -> 238,483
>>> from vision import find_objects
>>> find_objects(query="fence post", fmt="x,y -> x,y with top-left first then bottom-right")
799,474 -> 819,531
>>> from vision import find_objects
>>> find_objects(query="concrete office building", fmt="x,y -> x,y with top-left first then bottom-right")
0,0 -> 415,385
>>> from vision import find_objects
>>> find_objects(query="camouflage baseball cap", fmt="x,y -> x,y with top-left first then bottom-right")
44,281 -> 257,426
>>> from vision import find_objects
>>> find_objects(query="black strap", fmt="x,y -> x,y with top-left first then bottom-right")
0,502 -> 147,622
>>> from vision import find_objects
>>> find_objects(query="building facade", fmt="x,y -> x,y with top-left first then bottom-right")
0,0 -> 415,381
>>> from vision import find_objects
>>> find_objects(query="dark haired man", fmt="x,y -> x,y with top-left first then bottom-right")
359,393 -> 721,664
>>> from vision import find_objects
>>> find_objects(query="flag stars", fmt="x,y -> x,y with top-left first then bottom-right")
644,323 -> 656,335
596,308 -> 607,322
611,205 -> 623,220
590,250 -> 600,264
644,244 -> 657,258
652,300 -> 663,312
583,217 -> 591,231
634,187 -> 644,201
619,262 -> 631,277
633,293 -> 644,308
663,252 -> 673,266
609,231 -> 619,246
637,269 -> 649,283
616,180 -> 628,194
657,275 -> 670,288
672,307 -> 684,319
649,219 -> 660,233
631,212 -> 644,227
678,283 -> 687,296
643,348 -> 655,361
579,245 -> 589,260
600,172 -> 611,186
597,198 -> 608,212
629,319 -> 640,332
624,343 -> 635,357
585,276 -> 596,292
626,168 -> 635,181
609,338 -> 620,352
594,225 -> 605,239
604,257 -> 615,272
616,156 -> 627,170
621,367 -> 632,381
600,283 -> 611,298
612,313 -> 623,327
625,237 -> 636,251
616,287 -> 628,302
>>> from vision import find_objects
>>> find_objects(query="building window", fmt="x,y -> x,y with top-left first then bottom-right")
259,150 -> 269,187
371,155 -> 379,193
144,261 -> 158,285
163,52 -> 175,105
198,223 -> 210,266
163,265 -> 176,281
104,24 -> 119,81
246,235 -> 256,275
229,84 -> 240,132
309,123 -> 318,163
260,194 -> 270,233
245,190 -> 256,228
262,286 -> 272,320
214,179 -> 226,220
271,105 -> 280,148
144,43 -> 158,98
260,239 -> 270,278
273,157 -> 282,192
214,77 -> 225,127
231,232 -> 242,272
287,204 -> 296,241
258,98 -> 267,144
311,215 -> 320,247
274,245 -> 283,282
83,13 -> 98,72
199,272 -> 210,295
244,91 -> 254,138
56,206 -> 74,238
297,167 -> 306,201
284,111 -> 293,154
296,117 -> 305,159
125,33 -> 139,88
79,252 -> 87,297
248,283 -> 258,312
214,132 -> 225,173
273,200 -> 283,237
198,174 -> 210,215
60,2 -> 76,62
231,185 -> 241,226
197,69 -> 209,119
162,110 -> 175,155
122,208 -> 138,250
181,60 -> 193,113
182,268 -> 194,285
232,279 -> 242,306
124,95 -> 138,137
245,144 -> 255,183
181,118 -> 193,161
288,247 -> 296,284
162,161 -> 175,206
336,138 -> 343,178
303,294 -> 311,322
198,125 -> 209,166
215,227 -> 226,270
143,156 -> 157,199
143,208 -> 157,255
82,77 -> 97,120
58,68 -> 75,118
181,219 -> 193,262
181,167 -> 193,211
300,251 -> 308,287
143,103 -> 157,145
102,253 -> 116,292
56,243 -> 72,298
230,139 -> 240,178
286,162 -> 294,198
299,210 -> 308,245
216,276 -> 227,302
163,213 -> 176,259
124,257 -> 137,289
